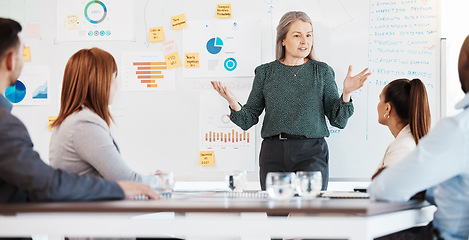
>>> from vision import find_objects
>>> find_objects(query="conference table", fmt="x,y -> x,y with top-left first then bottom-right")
0,192 -> 435,240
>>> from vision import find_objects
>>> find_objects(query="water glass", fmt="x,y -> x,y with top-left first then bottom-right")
225,170 -> 247,192
151,171 -> 175,196
295,171 -> 322,199
266,172 -> 296,201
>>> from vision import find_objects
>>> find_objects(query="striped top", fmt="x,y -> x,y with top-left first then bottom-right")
230,60 -> 354,139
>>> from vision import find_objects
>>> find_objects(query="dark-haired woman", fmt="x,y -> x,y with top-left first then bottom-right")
373,78 -> 431,179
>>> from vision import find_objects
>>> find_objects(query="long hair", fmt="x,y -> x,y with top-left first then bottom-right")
384,78 -> 431,144
52,48 -> 117,128
276,11 -> 315,60
0,18 -> 22,61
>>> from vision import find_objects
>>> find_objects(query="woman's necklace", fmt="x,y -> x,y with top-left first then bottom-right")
281,60 -> 306,77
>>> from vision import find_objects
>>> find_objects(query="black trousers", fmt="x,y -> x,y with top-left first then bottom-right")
259,138 -> 329,191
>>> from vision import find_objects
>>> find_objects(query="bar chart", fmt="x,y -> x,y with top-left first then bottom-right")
199,92 -> 255,171
121,51 -> 175,91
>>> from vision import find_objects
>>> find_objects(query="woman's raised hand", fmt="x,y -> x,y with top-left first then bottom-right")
211,81 -> 241,111
342,66 -> 371,102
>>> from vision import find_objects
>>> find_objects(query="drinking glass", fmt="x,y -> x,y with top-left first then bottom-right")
266,172 -> 295,201
225,170 -> 247,192
151,171 -> 175,198
295,171 -> 322,199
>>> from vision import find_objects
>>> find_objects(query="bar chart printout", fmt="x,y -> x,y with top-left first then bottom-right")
121,51 -> 176,91
199,92 -> 256,171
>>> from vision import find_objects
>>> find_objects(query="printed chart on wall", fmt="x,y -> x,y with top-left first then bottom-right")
199,92 -> 255,172
183,20 -> 261,78
56,0 -> 134,42
120,51 -> 176,91
5,65 -> 49,105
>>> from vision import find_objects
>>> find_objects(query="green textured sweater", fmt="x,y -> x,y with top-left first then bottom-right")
230,59 -> 354,139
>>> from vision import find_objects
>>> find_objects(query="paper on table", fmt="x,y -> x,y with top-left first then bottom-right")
319,191 -> 369,199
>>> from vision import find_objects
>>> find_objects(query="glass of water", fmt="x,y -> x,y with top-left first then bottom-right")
266,172 -> 296,201
295,171 -> 322,199
225,170 -> 247,192
151,171 -> 175,198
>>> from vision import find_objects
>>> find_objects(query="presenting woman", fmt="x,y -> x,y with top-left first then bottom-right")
212,11 -> 370,190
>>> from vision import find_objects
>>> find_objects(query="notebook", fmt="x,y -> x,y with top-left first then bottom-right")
318,191 -> 370,199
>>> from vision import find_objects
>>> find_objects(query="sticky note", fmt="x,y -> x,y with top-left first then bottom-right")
185,53 -> 199,68
23,46 -> 30,61
171,13 -> 187,30
48,116 -> 58,131
164,52 -> 182,70
25,23 -> 41,39
162,40 -> 178,56
216,4 -> 231,18
199,151 -> 215,166
65,14 -> 80,29
149,27 -> 164,42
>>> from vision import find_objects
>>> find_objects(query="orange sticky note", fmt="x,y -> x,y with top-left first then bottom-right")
23,46 -> 30,61
171,14 -> 187,30
149,27 -> 164,42
216,4 -> 231,18
184,53 -> 199,68
48,116 -> 58,131
199,151 -> 215,166
164,52 -> 182,70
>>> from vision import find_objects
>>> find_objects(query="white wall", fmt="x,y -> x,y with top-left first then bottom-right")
441,0 -> 469,117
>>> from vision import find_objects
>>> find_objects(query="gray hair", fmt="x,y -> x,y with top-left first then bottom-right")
276,11 -> 315,60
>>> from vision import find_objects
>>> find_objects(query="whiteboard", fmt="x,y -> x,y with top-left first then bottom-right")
0,0 -> 440,182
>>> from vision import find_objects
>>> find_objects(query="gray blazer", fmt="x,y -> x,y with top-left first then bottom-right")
49,107 -> 157,185
0,95 -> 124,202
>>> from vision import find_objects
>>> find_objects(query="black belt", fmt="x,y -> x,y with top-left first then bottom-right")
265,133 -> 308,140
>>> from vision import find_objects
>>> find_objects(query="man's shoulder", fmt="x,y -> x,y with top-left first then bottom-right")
0,106 -> 25,130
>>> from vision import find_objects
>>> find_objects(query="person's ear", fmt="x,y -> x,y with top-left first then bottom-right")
4,51 -> 15,71
384,103 -> 392,118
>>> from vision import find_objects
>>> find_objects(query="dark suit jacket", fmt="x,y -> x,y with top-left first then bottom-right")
0,94 -> 124,202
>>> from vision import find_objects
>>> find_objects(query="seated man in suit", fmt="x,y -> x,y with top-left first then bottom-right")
0,17 -> 159,203
370,35 -> 469,240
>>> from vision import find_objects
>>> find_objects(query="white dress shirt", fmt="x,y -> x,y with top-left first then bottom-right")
369,93 -> 469,240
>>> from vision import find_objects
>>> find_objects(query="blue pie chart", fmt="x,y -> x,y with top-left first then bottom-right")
206,37 -> 223,54
224,58 -> 237,71
5,80 -> 26,104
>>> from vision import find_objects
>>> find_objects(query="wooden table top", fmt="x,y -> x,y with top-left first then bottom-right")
0,193 -> 428,216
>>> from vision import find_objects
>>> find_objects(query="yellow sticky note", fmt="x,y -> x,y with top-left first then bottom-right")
185,53 -> 199,68
23,46 -> 30,61
199,151 -> 215,166
164,52 -> 182,70
48,116 -> 58,131
149,27 -> 164,42
171,14 -> 187,30
216,4 -> 231,18
65,14 -> 80,29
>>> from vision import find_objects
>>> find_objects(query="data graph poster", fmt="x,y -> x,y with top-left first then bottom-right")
183,20 -> 261,78
121,51 -> 176,91
57,0 -> 134,42
5,65 -> 50,105
199,91 -> 255,171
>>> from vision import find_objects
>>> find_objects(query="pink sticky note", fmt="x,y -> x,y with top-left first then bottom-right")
162,40 -> 178,56
25,23 -> 41,39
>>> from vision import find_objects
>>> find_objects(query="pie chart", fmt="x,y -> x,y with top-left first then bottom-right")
5,80 -> 26,104
84,0 -> 107,24
206,37 -> 223,54
224,58 -> 237,71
